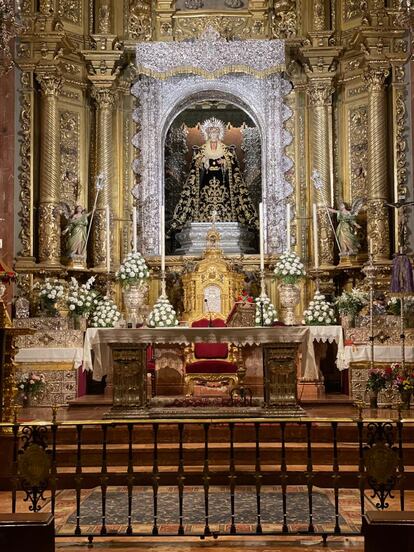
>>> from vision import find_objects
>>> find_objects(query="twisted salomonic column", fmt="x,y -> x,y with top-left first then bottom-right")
365,66 -> 390,263
308,80 -> 335,267
37,73 -> 63,267
91,87 -> 116,269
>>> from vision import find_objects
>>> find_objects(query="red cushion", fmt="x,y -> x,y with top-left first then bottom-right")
192,318 -> 228,359
186,360 -> 238,374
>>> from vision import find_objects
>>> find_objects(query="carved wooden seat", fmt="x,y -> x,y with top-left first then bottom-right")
184,317 -> 239,396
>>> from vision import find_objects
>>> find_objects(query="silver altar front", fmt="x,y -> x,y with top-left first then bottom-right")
175,222 -> 255,255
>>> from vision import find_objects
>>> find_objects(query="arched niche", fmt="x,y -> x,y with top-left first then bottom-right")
163,92 -> 262,255
131,28 -> 292,256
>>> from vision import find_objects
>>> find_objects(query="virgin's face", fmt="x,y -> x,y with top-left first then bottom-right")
208,128 -> 220,141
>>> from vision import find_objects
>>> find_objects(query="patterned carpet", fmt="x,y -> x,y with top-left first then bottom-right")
54,486 -> 369,535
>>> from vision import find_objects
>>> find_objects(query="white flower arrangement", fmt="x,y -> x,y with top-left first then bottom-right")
303,291 -> 336,326
147,295 -> 179,328
115,252 -> 150,287
90,297 -> 121,328
37,278 -> 66,304
274,252 -> 306,285
255,295 -> 278,326
67,276 -> 100,318
335,288 -> 368,317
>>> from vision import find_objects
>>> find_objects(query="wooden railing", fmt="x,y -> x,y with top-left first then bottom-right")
1,416 -> 413,544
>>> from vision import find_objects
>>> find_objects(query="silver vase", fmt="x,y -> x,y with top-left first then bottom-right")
122,282 -> 148,325
279,283 -> 301,325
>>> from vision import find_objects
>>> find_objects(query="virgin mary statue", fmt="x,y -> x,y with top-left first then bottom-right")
168,117 -> 258,234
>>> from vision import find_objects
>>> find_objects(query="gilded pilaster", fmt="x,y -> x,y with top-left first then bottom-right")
364,65 -> 390,262
307,81 -> 335,267
36,72 -> 64,267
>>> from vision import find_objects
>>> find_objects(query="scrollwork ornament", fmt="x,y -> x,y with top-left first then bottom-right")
313,0 -> 325,31
272,0 -> 297,39
395,87 -> 408,201
367,200 -> 390,260
38,203 -> 61,263
39,0 -> 53,15
17,72 -> 33,258
349,106 -> 368,201
58,0 -> 82,25
92,209 -> 109,267
318,208 -> 334,266
128,0 -> 152,41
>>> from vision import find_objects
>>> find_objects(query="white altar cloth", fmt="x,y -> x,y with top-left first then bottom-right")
343,344 -> 414,368
15,347 -> 83,368
305,325 -> 346,376
83,326 -> 310,380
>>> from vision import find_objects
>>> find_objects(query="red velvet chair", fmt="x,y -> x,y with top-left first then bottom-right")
184,318 -> 239,396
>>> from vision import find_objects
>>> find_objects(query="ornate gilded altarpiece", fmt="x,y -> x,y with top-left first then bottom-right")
12,0 -> 412,308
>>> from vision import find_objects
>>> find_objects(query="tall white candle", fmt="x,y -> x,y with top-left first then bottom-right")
160,204 -> 165,273
313,203 -> 319,269
259,202 -> 264,271
286,203 -> 291,252
132,206 -> 137,253
106,205 -> 111,273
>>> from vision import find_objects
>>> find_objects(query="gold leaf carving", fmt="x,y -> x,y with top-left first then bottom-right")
60,111 -> 80,208
17,72 -> 33,258
272,0 -> 297,39
349,106 -> 368,201
128,0 -> 152,41
38,203 -> 61,262
58,0 -> 82,25
343,0 -> 366,21
173,16 -> 263,40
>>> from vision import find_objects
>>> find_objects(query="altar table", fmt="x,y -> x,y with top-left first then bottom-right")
84,326 -> 310,378
83,327 -> 309,410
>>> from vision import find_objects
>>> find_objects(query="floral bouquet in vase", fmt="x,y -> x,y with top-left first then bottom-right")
90,297 -> 121,328
366,366 -> 393,407
36,278 -> 66,316
18,372 -> 46,406
67,276 -> 100,326
391,364 -> 414,407
147,296 -> 179,328
116,252 -> 150,323
115,252 -> 150,286
274,252 -> 306,285
274,252 -> 305,325
303,291 -> 336,326
255,295 -> 278,326
335,288 -> 368,327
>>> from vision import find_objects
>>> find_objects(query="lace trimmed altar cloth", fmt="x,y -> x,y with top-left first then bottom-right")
83,326 -> 310,381
305,325 -> 346,377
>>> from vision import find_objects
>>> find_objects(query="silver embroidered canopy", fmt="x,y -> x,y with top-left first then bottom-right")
132,28 -> 292,256
135,26 -> 285,80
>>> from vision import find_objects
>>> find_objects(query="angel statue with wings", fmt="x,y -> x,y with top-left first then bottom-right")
61,205 -> 91,260
328,199 -> 364,256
